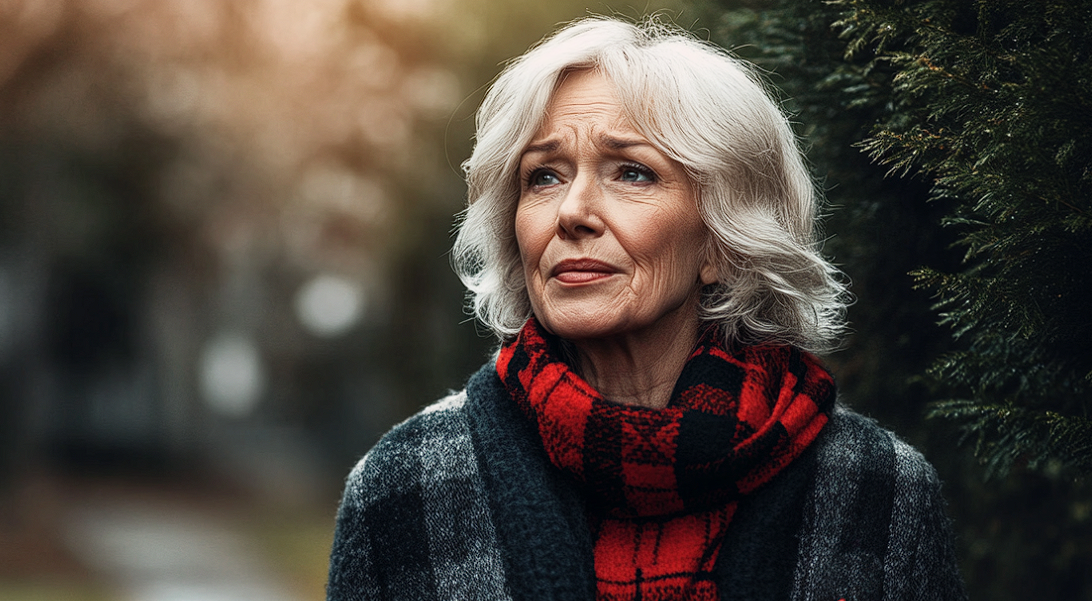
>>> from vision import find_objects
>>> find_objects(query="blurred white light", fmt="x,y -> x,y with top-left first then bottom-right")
294,274 -> 365,338
199,334 -> 265,418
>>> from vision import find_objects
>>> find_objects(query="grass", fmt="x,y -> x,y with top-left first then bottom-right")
244,508 -> 337,601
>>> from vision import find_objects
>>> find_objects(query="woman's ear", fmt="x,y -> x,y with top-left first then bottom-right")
699,259 -> 719,286
699,237 -> 720,286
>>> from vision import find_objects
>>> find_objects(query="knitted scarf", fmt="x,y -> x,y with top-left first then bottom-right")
496,318 -> 836,601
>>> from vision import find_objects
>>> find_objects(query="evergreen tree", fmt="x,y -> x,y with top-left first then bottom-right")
832,0 -> 1092,478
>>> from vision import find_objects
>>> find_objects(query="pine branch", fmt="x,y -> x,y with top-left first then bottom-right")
928,400 -> 1092,478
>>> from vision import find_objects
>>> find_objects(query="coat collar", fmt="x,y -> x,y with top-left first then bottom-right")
462,362 -> 821,600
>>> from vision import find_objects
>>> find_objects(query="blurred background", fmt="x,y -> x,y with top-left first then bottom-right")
0,1 -> 686,598
0,0 -> 1089,600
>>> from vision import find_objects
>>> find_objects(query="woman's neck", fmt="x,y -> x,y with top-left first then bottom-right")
571,316 -> 701,410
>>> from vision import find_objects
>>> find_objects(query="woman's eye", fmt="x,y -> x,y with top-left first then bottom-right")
529,170 -> 560,187
619,166 -> 654,183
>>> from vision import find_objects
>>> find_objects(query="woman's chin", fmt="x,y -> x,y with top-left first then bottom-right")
536,312 -> 628,342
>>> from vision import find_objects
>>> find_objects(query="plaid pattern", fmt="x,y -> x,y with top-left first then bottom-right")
326,393 -> 512,601
326,365 -> 967,601
496,319 -> 836,601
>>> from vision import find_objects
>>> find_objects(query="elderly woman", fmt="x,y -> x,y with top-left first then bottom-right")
327,17 -> 965,601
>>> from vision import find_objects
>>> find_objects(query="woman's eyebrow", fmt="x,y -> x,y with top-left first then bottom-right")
598,133 -> 652,151
520,133 -> 650,160
522,139 -> 560,156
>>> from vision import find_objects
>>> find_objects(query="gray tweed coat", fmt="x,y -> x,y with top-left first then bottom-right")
327,364 -> 966,601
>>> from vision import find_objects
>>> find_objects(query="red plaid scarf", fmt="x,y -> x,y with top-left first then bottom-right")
496,318 -> 836,601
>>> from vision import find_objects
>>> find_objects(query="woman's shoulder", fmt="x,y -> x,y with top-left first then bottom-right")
817,403 -> 940,487
340,390 -> 475,504
329,387 -> 514,600
339,361 -> 510,505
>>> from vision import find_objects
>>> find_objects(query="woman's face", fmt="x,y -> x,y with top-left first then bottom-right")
515,70 -> 717,342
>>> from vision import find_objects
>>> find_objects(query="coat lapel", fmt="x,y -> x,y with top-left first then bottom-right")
464,364 -> 597,600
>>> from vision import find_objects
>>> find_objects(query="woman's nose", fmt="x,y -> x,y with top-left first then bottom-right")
556,172 -> 605,240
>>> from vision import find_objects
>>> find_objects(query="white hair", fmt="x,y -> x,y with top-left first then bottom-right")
451,16 -> 849,352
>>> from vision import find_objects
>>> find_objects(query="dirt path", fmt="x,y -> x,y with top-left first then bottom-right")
64,496 -> 307,601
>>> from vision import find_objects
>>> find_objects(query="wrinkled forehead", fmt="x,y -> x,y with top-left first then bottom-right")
530,66 -> 676,157
529,70 -> 640,142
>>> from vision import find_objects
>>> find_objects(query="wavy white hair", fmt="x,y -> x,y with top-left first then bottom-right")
451,17 -> 849,352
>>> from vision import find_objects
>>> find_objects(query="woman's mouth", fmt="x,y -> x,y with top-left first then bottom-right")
551,259 -> 617,284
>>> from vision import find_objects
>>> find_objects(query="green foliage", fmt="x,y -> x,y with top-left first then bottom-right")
929,399 -> 1092,478
832,0 -> 1092,477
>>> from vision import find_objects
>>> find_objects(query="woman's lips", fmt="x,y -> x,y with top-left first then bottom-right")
550,259 -> 618,284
